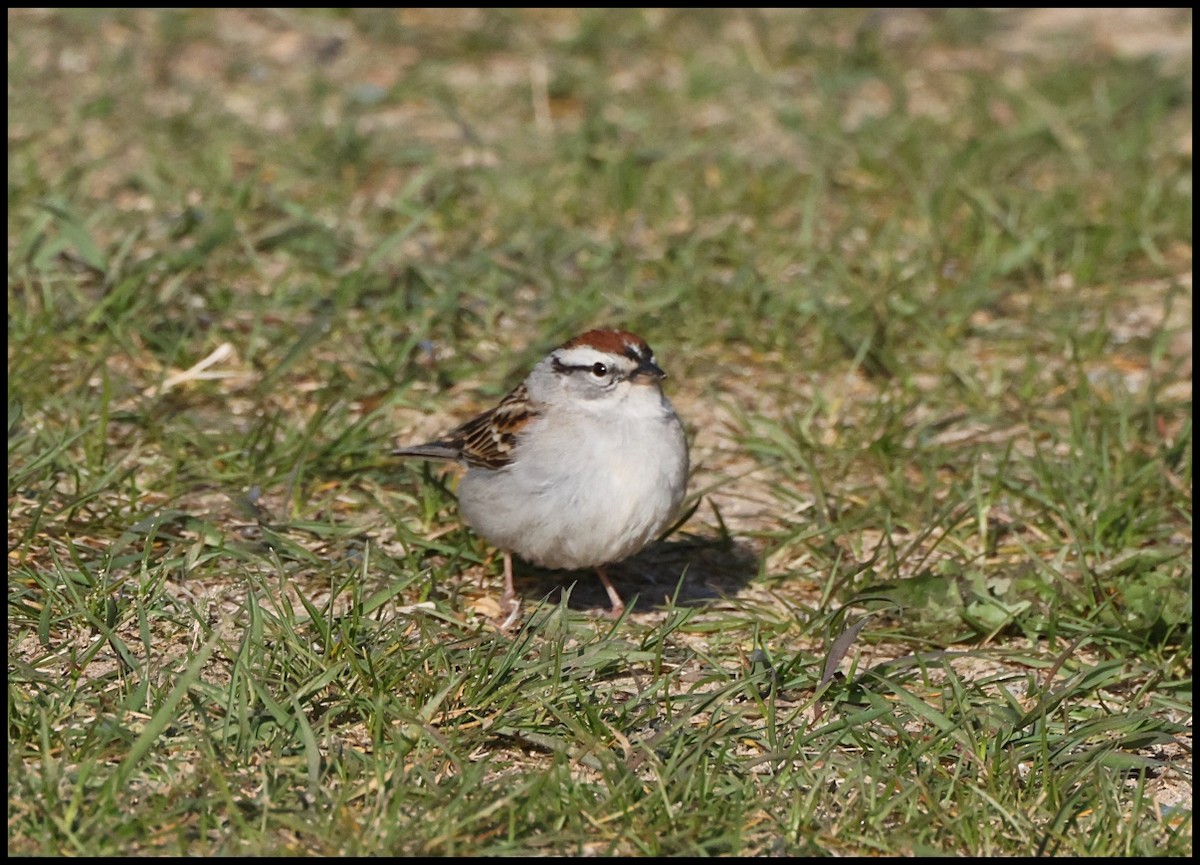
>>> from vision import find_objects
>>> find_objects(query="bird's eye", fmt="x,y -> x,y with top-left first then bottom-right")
591,362 -> 608,377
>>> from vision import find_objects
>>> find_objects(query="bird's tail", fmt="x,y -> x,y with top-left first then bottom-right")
392,442 -> 462,462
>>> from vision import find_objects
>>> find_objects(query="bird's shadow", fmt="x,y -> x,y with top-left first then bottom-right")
515,534 -> 759,614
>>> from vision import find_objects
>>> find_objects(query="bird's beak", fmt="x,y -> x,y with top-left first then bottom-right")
630,360 -> 667,383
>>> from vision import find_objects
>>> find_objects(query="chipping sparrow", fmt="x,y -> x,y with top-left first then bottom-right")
394,328 -> 689,619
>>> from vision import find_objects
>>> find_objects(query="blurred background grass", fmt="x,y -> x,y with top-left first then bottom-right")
7,9 -> 1192,856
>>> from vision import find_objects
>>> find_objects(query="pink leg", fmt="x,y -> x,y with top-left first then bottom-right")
497,550 -> 521,629
596,565 -> 626,618
500,550 -> 517,612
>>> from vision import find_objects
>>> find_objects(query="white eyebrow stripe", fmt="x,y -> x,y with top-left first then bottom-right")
553,346 -> 637,368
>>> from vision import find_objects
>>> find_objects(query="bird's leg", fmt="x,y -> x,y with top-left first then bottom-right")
498,550 -> 520,628
596,565 -> 626,618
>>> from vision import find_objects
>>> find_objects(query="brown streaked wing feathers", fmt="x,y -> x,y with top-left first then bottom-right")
446,382 -> 537,469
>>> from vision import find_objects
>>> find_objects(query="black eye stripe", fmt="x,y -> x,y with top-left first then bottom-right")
552,357 -> 617,377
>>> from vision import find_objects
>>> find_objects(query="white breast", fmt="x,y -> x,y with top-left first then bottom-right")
456,388 -> 688,570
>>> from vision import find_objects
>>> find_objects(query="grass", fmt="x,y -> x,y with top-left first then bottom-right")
7,8 -> 1192,856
